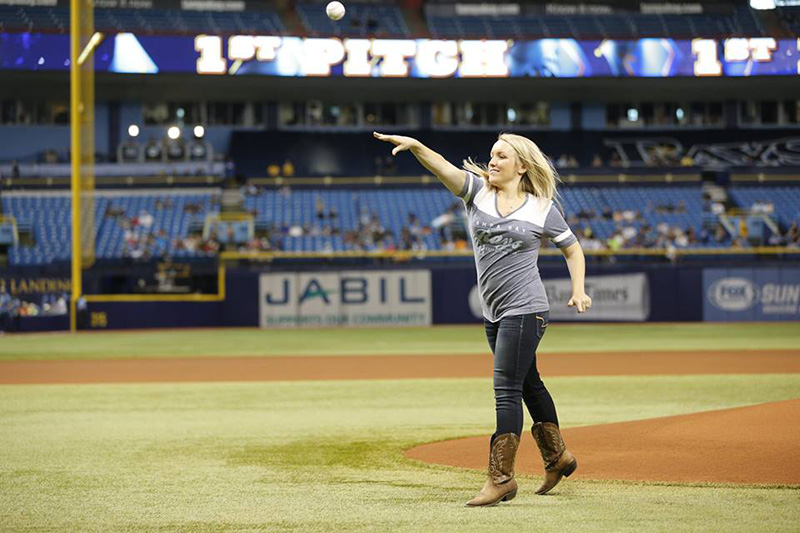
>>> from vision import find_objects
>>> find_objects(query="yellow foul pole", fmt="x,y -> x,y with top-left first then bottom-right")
69,0 -> 82,332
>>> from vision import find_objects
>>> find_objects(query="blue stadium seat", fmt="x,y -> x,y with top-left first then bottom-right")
0,6 -> 285,35
5,185 -> 798,265
427,9 -> 766,39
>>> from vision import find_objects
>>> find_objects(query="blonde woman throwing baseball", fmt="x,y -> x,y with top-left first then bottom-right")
374,131 -> 591,506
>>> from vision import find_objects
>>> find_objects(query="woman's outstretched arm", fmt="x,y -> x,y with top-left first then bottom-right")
373,132 -> 465,195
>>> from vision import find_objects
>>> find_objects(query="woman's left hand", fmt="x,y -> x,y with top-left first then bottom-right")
567,292 -> 592,313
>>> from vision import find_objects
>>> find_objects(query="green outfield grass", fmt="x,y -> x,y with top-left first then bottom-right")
1,322 -> 799,360
1,374 -> 799,532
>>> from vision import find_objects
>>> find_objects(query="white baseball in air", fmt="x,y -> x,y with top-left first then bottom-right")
326,1 -> 346,21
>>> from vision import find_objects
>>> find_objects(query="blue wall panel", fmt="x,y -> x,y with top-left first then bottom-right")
88,301 -> 222,329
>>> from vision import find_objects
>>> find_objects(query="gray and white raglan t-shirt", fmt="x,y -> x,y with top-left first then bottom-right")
457,171 -> 578,322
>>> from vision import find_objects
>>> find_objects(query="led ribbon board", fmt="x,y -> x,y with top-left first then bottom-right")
1,33 -> 798,77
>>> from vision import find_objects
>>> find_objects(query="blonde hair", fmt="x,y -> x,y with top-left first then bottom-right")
463,133 -> 560,202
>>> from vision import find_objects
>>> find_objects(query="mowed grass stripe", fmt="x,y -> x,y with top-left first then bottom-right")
1,323 -> 799,361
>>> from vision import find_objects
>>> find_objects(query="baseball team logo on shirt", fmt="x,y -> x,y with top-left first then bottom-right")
474,228 -> 523,256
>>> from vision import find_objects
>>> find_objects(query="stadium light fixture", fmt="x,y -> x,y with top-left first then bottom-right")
193,125 -> 205,138
167,126 -> 181,140
749,0 -> 776,9
128,124 -> 140,137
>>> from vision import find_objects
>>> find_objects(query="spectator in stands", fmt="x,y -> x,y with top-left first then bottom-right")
375,233 -> 396,252
620,224 -> 637,244
609,152 -> 624,168
184,201 -> 204,214
155,197 -> 174,210
268,164 -> 281,178
672,227 -> 689,248
367,213 -> 388,246
105,204 -> 125,220
621,208 -> 639,223
639,224 -> 658,248
406,213 -> 427,240
591,154 -> 603,167
138,210 -> 154,230
200,236 -> 220,254
431,201 -> 461,242
288,223 -> 305,238
576,225 -> 604,251
11,160 -> 20,179
680,153 -> 694,167
654,202 -> 675,214
399,227 -> 415,251
786,222 -> 799,247
686,227 -> 698,246
315,195 -> 327,222
575,207 -> 595,221
751,200 -> 775,215
699,226 -> 712,245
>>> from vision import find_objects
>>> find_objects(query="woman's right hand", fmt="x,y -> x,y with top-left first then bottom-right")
373,132 -> 420,156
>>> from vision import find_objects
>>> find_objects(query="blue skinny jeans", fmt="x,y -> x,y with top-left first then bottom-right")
484,311 -> 559,437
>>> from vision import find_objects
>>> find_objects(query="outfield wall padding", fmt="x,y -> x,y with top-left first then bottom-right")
79,264 -> 706,330
8,263 -> 796,330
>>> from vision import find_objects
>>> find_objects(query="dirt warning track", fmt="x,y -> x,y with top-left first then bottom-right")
0,349 -> 798,385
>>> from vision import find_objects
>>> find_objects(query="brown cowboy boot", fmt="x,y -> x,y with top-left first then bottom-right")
531,422 -> 578,495
465,433 -> 520,507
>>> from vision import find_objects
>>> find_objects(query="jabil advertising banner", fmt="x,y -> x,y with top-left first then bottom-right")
703,267 -> 800,322
259,270 -> 431,328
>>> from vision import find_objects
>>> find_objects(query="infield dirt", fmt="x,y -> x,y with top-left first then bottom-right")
0,349 -> 798,384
